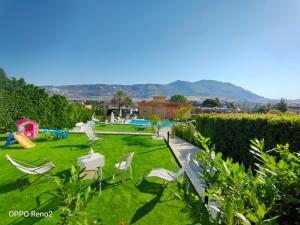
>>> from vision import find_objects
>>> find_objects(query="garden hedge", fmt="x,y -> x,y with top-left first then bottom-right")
195,113 -> 300,166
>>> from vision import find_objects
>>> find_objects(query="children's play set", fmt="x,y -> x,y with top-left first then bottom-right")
3,118 -> 69,149
4,118 -> 38,149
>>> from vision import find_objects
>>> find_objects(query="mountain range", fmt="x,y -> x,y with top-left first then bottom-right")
42,80 -> 269,102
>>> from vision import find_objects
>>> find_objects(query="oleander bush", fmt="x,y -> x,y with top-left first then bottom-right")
195,113 -> 300,167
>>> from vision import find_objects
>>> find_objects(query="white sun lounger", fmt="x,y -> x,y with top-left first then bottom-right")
6,154 -> 55,190
137,153 -> 191,187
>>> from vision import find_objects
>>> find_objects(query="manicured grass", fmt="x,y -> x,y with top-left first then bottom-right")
95,124 -> 152,133
0,133 -> 192,224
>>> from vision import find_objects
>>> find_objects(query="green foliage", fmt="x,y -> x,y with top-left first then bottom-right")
254,104 -> 271,113
273,98 -> 288,113
54,165 -> 98,225
110,90 -> 132,110
195,135 -> 299,225
175,107 -> 190,122
0,68 -> 92,132
169,94 -> 189,103
93,107 -> 107,122
173,124 -> 300,224
202,98 -> 222,107
172,123 -> 198,145
150,115 -> 161,137
195,113 -> 300,167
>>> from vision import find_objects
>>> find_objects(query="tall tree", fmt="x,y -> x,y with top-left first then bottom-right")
111,90 -> 125,110
274,98 -> 288,112
202,98 -> 222,107
123,96 -> 132,107
169,94 -> 189,103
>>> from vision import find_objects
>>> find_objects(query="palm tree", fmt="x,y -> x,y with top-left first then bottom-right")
175,107 -> 190,122
123,96 -> 132,107
112,90 -> 125,111
150,115 -> 161,137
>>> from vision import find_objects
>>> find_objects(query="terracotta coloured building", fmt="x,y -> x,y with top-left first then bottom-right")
138,96 -> 192,120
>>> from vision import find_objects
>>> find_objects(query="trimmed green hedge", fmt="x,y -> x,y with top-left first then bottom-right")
195,113 -> 300,166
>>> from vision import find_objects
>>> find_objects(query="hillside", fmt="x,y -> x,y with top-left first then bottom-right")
42,80 -> 267,102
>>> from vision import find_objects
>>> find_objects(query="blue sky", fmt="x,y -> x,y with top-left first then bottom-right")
0,0 -> 299,99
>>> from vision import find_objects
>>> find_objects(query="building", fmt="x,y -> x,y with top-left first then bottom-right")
288,105 -> 300,115
138,96 -> 192,120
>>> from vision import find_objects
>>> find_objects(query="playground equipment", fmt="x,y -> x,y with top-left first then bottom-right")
4,133 -> 18,147
4,132 -> 35,148
16,118 -> 39,139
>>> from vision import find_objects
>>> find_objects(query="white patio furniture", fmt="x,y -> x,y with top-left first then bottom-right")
85,128 -> 101,145
92,113 -> 100,123
72,122 -> 85,131
78,151 -> 105,194
86,121 -> 95,129
6,154 -> 55,190
137,153 -> 191,187
114,152 -> 134,183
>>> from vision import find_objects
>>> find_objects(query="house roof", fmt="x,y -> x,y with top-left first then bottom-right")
16,118 -> 38,126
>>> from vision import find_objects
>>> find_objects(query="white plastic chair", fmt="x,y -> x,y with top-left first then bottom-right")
114,152 -> 134,183
85,128 -> 101,145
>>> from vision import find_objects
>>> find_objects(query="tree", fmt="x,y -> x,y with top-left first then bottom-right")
123,96 -> 132,107
254,103 -> 271,113
111,90 -> 125,111
274,98 -> 288,112
202,98 -> 221,107
111,90 -> 133,110
175,107 -> 190,121
169,94 -> 189,103
150,115 -> 161,137
0,68 -> 93,131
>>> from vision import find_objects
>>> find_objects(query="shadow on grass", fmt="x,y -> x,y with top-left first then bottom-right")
32,137 -> 48,143
8,170 -> 74,224
8,191 -> 60,225
51,144 -> 89,151
121,136 -> 164,148
130,180 -> 164,224
135,127 -> 148,132
0,180 -> 28,194
138,146 -> 166,155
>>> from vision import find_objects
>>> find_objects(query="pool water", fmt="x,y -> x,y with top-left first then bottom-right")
127,119 -> 177,128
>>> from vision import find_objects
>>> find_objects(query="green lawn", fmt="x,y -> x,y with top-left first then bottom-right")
94,124 -> 152,133
0,133 -> 193,224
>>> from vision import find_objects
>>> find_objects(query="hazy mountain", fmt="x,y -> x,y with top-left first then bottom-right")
42,80 -> 268,102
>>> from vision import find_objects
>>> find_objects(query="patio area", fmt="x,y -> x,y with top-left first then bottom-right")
0,133 -> 193,224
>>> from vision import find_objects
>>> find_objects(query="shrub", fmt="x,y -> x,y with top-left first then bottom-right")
195,113 -> 300,167
193,135 -> 300,225
54,166 -> 100,224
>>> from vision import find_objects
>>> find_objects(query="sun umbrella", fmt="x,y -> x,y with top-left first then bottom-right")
111,111 -> 115,123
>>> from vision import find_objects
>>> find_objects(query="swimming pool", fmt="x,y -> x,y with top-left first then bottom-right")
127,119 -> 177,127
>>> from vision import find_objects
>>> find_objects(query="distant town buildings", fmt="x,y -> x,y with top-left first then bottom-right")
288,105 -> 300,115
138,96 -> 192,120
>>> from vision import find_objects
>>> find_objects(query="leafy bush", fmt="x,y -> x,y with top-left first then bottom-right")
172,123 -> 199,146
54,166 -> 100,225
195,135 -> 300,225
195,113 -> 300,167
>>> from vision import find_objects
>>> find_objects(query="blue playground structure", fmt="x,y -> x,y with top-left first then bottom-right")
4,132 -> 18,147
